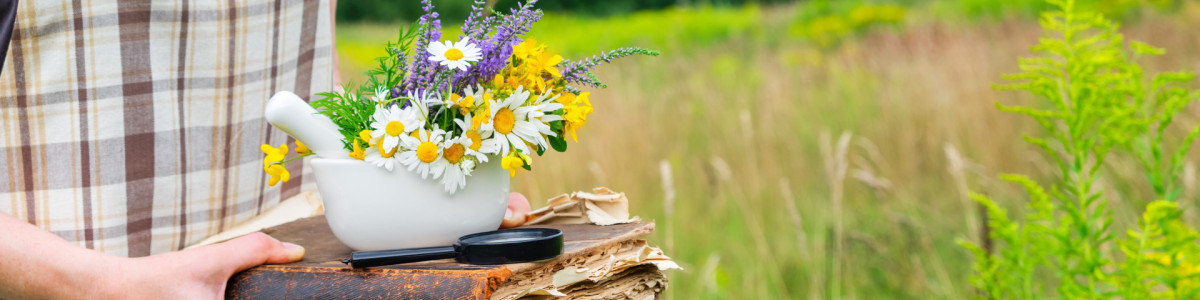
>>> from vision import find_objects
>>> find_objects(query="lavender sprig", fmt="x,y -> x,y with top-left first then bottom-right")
452,1 -> 542,88
460,0 -> 490,42
562,47 -> 660,88
402,0 -> 443,94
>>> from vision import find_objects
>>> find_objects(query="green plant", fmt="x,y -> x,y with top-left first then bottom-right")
961,0 -> 1200,298
311,24 -> 421,150
788,0 -> 906,49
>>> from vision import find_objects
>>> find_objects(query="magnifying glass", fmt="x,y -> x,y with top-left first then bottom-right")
341,228 -> 564,268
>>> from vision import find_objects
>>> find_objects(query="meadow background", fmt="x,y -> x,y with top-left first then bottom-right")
335,0 -> 1200,298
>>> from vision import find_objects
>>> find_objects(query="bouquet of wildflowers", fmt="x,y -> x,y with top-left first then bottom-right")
261,0 -> 656,194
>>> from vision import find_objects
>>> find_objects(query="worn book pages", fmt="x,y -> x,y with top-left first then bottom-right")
525,187 -> 642,226
499,187 -> 678,299
492,239 -> 681,299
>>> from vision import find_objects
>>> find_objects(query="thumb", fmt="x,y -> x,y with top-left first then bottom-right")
500,192 -> 532,229
191,232 -> 305,275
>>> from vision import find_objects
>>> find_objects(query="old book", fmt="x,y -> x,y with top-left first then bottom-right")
225,215 -> 674,299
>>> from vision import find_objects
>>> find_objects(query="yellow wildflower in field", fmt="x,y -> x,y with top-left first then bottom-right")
1146,252 -> 1200,293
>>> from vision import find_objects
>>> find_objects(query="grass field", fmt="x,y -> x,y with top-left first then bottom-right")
335,3 -> 1200,298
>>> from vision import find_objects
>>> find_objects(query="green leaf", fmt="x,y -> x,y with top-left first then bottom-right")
549,134 -> 567,152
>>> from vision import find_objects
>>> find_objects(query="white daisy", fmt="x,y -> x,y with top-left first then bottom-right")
406,89 -> 438,117
427,38 -> 482,71
529,88 -> 565,125
397,128 -> 448,180
372,85 -> 390,101
369,104 -> 421,151
455,111 -> 501,155
481,86 -> 560,155
364,143 -> 402,172
439,133 -> 485,193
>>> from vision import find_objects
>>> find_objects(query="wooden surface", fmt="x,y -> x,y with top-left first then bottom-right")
225,216 -> 655,299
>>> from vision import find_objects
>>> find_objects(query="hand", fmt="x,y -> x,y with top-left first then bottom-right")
0,212 -> 304,300
102,233 -> 305,299
500,192 -> 532,229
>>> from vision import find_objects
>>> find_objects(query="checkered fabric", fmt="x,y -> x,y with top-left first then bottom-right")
0,0 -> 332,257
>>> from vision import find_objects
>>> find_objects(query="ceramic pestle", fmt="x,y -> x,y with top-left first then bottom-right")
265,91 -> 351,159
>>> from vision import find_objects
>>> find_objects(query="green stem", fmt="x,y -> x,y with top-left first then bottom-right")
378,96 -> 414,108
271,153 -> 314,165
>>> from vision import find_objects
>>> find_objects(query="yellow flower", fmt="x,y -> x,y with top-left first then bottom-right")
534,52 -> 563,78
358,129 -> 373,145
348,140 -> 366,160
261,143 -> 289,168
265,164 -> 290,186
468,109 -> 487,129
554,92 -> 575,106
513,38 -> 543,59
501,152 -> 527,177
295,141 -> 311,155
504,153 -> 528,176
559,92 -> 593,142
343,129 -> 373,160
453,93 -> 476,114
492,74 -> 506,90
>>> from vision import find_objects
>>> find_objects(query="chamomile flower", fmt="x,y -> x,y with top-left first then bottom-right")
428,38 -> 482,71
439,134 -> 486,193
397,128 -> 448,179
482,86 -> 559,155
372,85 -> 391,101
369,104 -> 421,151
455,111 -> 501,155
364,139 -> 402,171
529,89 -> 565,124
408,89 -> 441,114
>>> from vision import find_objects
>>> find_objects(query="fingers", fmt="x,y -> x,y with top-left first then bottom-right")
190,232 -> 305,275
500,192 -> 532,229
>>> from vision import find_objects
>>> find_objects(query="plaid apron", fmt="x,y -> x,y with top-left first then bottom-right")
0,0 -> 332,257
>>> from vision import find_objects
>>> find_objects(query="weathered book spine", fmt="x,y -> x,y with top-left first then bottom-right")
226,265 -> 513,299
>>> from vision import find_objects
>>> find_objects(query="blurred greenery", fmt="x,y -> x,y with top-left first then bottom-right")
335,0 -> 794,23
333,0 -> 1200,298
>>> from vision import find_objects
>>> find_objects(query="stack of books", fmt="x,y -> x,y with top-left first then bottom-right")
226,215 -> 677,299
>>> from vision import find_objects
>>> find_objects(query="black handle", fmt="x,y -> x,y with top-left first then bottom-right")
342,246 -> 456,268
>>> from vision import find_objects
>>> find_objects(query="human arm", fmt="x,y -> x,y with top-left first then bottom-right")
0,212 -> 303,299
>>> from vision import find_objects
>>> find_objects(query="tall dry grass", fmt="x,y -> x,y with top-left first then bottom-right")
336,6 -> 1200,298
